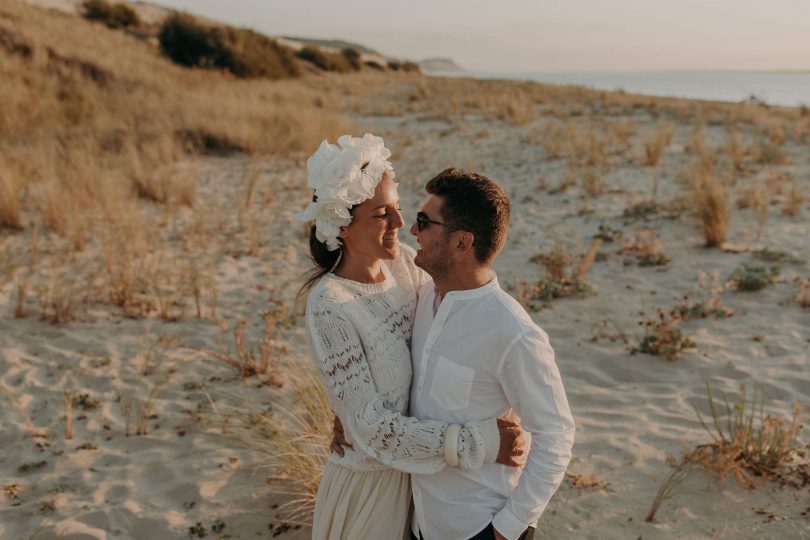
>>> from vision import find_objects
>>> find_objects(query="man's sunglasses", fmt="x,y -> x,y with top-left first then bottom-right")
415,211 -> 467,232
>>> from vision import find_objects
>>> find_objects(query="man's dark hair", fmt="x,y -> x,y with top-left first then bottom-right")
425,168 -> 510,263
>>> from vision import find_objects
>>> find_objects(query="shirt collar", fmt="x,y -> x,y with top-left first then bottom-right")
435,271 -> 499,302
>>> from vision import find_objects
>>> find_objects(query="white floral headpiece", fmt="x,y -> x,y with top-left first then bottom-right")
297,133 -> 395,251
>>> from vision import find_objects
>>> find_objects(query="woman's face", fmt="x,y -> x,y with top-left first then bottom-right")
340,173 -> 403,261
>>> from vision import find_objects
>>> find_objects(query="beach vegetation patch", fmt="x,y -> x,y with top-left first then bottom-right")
691,175 -> 731,247
620,229 -> 671,267
622,199 -> 660,220
751,248 -> 803,265
642,121 -> 674,166
521,241 -> 601,309
296,46 -> 352,73
646,383 -> 808,522
633,307 -> 695,361
158,13 -> 299,79
81,0 -> 141,29
729,264 -> 779,292
593,223 -> 623,243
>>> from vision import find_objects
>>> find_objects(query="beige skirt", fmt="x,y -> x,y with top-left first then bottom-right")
312,462 -> 411,540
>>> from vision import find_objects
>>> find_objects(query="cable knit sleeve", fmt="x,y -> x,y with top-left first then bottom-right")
306,297 -> 500,473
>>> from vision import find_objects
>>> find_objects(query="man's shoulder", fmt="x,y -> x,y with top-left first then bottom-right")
486,287 -> 539,333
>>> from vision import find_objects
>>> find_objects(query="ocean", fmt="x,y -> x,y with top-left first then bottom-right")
427,71 -> 810,108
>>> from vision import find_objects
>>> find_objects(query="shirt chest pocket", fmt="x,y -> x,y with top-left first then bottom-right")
429,356 -> 475,411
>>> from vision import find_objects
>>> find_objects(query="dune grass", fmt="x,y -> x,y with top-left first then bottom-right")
646,383 -> 808,522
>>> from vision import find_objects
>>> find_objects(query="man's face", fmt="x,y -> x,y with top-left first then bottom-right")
409,195 -> 453,279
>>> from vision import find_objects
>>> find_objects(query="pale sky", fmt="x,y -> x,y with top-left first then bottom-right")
151,0 -> 810,72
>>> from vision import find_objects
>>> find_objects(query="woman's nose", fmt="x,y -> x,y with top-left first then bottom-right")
391,208 -> 405,229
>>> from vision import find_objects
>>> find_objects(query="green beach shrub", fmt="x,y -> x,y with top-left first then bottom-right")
729,264 -> 779,292
296,46 -> 351,73
341,48 -> 362,70
81,0 -> 141,29
158,13 -> 299,79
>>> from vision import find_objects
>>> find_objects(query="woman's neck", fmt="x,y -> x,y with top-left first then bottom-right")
334,253 -> 385,284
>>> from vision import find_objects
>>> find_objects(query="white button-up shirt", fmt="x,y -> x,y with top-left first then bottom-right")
410,275 -> 575,540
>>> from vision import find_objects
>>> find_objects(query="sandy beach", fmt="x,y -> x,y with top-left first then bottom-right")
2,1 -> 809,538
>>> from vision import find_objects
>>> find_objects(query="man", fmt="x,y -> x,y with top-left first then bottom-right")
407,168 -> 575,540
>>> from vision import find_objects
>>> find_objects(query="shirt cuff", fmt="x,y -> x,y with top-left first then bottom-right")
466,416 -> 500,464
492,507 -> 527,540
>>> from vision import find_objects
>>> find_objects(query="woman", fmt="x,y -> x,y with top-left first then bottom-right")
298,134 -> 521,540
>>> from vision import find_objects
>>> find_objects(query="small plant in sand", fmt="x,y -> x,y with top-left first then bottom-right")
210,313 -> 284,383
622,200 -> 660,220
692,383 -> 807,489
672,272 -> 734,321
642,122 -> 674,166
691,175 -> 731,247
593,223 -> 623,243
794,277 -> 810,308
729,264 -> 779,292
620,229 -> 671,267
726,128 -> 747,172
522,240 -> 601,308
566,472 -> 608,490
633,308 -> 695,361
646,383 -> 808,522
782,183 -> 804,217
751,248 -> 803,265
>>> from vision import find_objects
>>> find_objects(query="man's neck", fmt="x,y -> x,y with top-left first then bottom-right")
434,266 -> 492,300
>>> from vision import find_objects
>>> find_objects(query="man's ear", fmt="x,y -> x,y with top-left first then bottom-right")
455,231 -> 475,254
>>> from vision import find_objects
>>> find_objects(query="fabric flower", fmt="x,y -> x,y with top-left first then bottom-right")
296,134 -> 395,251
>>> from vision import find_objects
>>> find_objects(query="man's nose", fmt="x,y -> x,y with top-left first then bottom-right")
409,222 -> 418,236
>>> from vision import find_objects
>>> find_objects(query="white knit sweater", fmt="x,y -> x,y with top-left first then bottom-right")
305,244 -> 500,473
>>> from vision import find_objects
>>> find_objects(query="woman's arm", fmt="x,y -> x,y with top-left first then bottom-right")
307,300 -> 499,473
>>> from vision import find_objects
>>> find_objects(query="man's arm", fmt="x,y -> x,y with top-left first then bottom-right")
491,327 -> 575,540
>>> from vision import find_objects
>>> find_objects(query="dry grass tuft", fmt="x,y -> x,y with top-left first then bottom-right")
692,383 -> 807,489
207,350 -> 330,526
647,383 -> 808,522
210,315 -> 284,383
691,175 -> 731,247
782,183 -> 804,217
726,128 -> 747,172
643,122 -> 674,166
